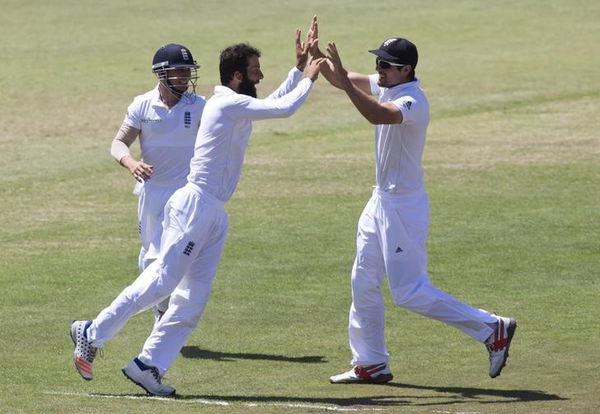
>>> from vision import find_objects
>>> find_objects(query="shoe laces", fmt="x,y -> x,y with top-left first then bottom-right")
150,367 -> 164,384
84,344 -> 104,361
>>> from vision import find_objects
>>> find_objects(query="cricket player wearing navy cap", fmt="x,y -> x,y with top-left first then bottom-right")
70,25 -> 323,396
308,18 -> 517,383
110,43 -> 206,324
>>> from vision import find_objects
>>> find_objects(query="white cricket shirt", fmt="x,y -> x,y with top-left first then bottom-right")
369,75 -> 430,195
124,86 -> 206,188
188,68 -> 311,202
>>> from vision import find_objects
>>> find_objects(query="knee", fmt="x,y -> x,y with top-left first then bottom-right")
351,274 -> 383,308
391,280 -> 430,307
168,292 -> 211,327
168,303 -> 204,328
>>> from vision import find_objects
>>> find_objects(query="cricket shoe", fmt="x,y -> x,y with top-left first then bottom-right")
122,358 -> 176,396
70,320 -> 99,381
329,363 -> 393,384
486,315 -> 517,378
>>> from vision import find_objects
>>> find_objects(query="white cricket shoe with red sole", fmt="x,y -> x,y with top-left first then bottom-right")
330,363 -> 393,384
486,315 -> 517,378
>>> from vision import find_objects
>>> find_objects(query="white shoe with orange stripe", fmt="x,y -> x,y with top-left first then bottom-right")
70,320 -> 98,381
329,363 -> 393,384
486,315 -> 517,378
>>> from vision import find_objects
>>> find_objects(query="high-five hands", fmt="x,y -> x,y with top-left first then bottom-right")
325,41 -> 350,87
307,16 -> 323,58
296,16 -> 324,71
305,56 -> 325,82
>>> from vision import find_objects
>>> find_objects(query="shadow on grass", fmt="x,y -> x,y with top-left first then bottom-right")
385,382 -> 568,406
180,346 -> 327,363
167,382 -> 566,408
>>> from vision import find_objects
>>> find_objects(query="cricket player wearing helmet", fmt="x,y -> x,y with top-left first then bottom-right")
110,43 -> 205,322
308,18 -> 517,383
70,24 -> 323,396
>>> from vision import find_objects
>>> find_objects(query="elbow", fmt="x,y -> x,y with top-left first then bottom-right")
365,112 -> 400,125
366,114 -> 386,125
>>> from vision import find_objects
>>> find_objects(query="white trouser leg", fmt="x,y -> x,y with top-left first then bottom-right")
379,193 -> 495,342
137,185 -> 179,273
348,198 -> 389,366
87,186 -> 225,348
136,185 -> 179,315
138,216 -> 228,375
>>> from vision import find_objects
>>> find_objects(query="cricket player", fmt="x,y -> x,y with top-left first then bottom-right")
309,24 -> 517,383
110,43 -> 205,322
70,28 -> 323,396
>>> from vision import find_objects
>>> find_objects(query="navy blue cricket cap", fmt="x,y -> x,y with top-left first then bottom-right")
152,43 -> 199,72
369,38 -> 418,68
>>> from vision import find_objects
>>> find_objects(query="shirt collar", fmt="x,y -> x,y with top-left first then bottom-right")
150,85 -> 164,107
386,78 -> 420,92
213,85 -> 237,96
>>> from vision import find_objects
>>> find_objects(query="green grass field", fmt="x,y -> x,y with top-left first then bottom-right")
1,0 -> 599,412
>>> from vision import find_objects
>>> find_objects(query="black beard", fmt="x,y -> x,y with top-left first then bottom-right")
239,76 -> 257,98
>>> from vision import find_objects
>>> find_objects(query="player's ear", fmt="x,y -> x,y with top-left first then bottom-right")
233,71 -> 244,82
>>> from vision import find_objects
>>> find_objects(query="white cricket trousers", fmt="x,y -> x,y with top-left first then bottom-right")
136,183 -> 181,313
136,183 -> 180,272
348,188 -> 496,366
87,183 -> 228,375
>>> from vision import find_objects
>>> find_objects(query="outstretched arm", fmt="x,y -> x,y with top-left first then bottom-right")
235,58 -> 323,121
326,42 -> 402,125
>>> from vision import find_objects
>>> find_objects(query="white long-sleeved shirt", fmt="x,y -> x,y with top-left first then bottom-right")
188,68 -> 313,202
369,75 -> 430,195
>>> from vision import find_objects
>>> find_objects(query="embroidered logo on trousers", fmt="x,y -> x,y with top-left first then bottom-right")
183,241 -> 195,256
395,246 -> 403,253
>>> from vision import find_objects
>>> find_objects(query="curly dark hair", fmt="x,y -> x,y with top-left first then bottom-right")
219,43 -> 261,85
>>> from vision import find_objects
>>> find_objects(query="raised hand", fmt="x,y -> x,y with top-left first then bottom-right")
304,57 -> 325,82
326,41 -> 349,86
307,15 -> 323,58
295,28 -> 310,71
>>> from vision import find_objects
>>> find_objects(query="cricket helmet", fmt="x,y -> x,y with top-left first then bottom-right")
152,43 -> 199,72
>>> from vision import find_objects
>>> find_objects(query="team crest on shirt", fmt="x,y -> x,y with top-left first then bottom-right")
184,111 -> 191,128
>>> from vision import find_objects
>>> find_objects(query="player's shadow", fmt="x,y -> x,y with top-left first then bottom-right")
174,383 -> 566,408
384,382 -> 567,406
180,346 -> 327,363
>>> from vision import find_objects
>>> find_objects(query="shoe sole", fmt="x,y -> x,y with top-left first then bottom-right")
330,373 -> 393,384
70,320 -> 93,381
490,319 -> 517,378
122,368 -> 176,397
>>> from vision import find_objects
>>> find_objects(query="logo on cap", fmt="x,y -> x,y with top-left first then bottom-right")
382,38 -> 398,47
181,48 -> 189,61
